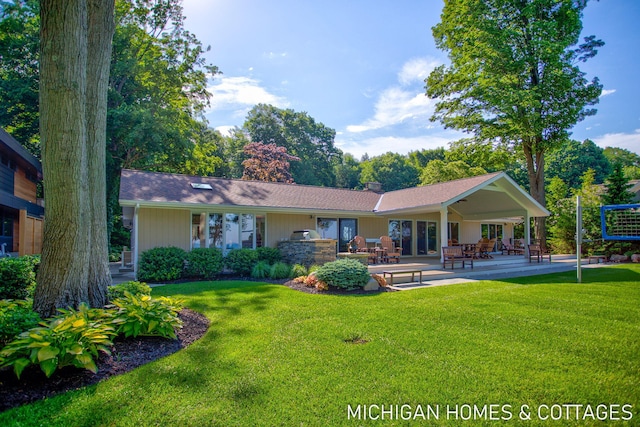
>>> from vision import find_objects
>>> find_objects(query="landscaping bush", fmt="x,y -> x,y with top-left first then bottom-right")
0,303 -> 116,378
224,248 -> 258,276
109,293 -> 183,339
255,247 -> 281,264
0,299 -> 41,347
269,262 -> 291,279
251,261 -> 271,279
289,263 -> 307,278
185,248 -> 224,279
0,257 -> 37,299
107,281 -> 152,301
137,246 -> 187,282
315,258 -> 370,290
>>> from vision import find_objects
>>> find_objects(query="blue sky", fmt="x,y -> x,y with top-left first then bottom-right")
181,0 -> 640,159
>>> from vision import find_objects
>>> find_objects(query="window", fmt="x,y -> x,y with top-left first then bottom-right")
481,223 -> 503,251
388,220 -> 412,255
192,212 -> 261,252
448,222 -> 460,244
317,218 -> 337,239
417,221 -> 437,255
317,217 -> 357,252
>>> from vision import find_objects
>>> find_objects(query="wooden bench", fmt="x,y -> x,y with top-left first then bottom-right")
588,255 -> 607,264
442,246 -> 473,269
382,270 -> 423,287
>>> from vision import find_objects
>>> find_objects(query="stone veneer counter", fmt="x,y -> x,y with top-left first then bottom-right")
277,239 -> 337,267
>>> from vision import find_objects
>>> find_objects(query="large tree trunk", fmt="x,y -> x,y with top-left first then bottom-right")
35,0 -> 90,318
35,0 -> 115,317
523,140 -> 548,247
86,0 -> 115,307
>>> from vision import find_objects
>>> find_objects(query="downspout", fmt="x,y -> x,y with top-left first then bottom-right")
133,203 -> 139,279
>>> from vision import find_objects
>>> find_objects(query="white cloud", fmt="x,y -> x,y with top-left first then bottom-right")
207,76 -> 289,117
601,89 -> 616,97
346,57 -> 441,133
592,129 -> 640,155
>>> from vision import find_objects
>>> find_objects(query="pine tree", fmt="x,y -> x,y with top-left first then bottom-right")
603,163 -> 634,205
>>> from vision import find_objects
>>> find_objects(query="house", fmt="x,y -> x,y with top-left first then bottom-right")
120,169 -> 549,272
0,128 -> 44,255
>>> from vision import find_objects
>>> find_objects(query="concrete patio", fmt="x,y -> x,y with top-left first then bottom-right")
368,254 -> 605,290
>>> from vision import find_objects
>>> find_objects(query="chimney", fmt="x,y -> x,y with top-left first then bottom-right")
365,182 -> 383,193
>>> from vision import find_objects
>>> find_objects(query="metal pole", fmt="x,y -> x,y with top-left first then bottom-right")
576,196 -> 582,283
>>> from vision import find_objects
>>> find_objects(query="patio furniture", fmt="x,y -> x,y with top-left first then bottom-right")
476,239 -> 494,258
352,235 -> 369,252
528,244 -> 551,263
379,236 -> 401,263
383,269 -> 423,286
442,246 -> 472,269
588,255 -> 607,264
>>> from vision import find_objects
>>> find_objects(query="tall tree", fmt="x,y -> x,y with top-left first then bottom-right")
545,139 -> 611,189
35,0 -> 115,317
426,0 -> 603,245
244,104 -> 341,187
420,159 -> 487,185
602,162 -> 634,205
360,152 -> 419,191
241,142 -> 300,183
334,153 -> 361,189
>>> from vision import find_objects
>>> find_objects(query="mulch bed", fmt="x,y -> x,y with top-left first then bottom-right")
0,308 -> 210,413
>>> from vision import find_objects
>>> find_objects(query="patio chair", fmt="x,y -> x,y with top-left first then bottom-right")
353,235 -> 368,252
379,236 -> 401,263
528,244 -> 551,263
442,246 -> 472,269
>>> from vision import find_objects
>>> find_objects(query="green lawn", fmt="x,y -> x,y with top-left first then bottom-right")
2,265 -> 639,426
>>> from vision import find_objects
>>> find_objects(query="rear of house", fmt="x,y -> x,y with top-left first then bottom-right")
119,169 -> 549,273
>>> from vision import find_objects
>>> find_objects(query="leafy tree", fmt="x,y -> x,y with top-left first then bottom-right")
35,0 -> 115,317
603,147 -> 640,180
178,126 -> 226,177
0,0 -> 40,155
407,148 -> 445,169
426,0 -> 603,245
359,152 -> 419,191
333,153 -> 361,189
602,162 -> 634,205
241,142 -> 300,183
420,159 -> 487,185
244,104 -> 342,187
545,139 -> 611,189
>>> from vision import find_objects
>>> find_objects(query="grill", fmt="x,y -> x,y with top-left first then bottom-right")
289,230 -> 321,240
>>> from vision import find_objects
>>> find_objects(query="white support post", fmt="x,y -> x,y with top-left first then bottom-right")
440,206 -> 449,263
576,196 -> 582,283
524,211 -> 531,257
133,204 -> 139,279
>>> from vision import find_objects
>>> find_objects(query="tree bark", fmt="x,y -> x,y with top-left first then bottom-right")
523,139 -> 548,247
86,0 -> 115,307
35,0 -> 115,317
36,0 -> 90,318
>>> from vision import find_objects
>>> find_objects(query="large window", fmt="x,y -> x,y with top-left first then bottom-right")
417,221 -> 437,255
448,222 -> 459,244
388,220 -> 412,256
192,212 -> 261,252
317,217 -> 357,252
481,223 -> 503,251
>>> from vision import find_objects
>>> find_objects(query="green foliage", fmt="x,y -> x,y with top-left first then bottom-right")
603,163 -> 635,205
255,247 -> 282,264
333,153 -> 361,189
315,258 -> 370,290
269,262 -> 291,280
359,152 -> 419,191
419,159 -> 487,185
224,248 -> 258,276
308,264 -> 321,274
251,261 -> 271,279
0,303 -> 116,378
545,139 -> 611,189
137,246 -> 187,282
184,248 -> 224,279
109,293 -> 183,339
107,281 -> 152,301
0,257 -> 37,300
0,299 -> 41,347
289,263 -> 307,278
244,104 -> 341,187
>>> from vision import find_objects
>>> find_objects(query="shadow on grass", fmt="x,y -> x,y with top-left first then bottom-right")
502,265 -> 640,285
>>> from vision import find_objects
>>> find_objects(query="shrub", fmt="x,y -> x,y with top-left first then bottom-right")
109,293 -> 183,339
251,261 -> 271,279
308,264 -> 321,274
107,281 -> 151,301
185,248 -> 224,279
289,263 -> 307,278
269,262 -> 291,279
0,299 -> 41,347
255,247 -> 281,264
0,257 -> 37,299
224,248 -> 258,276
137,246 -> 187,282
0,303 -> 116,378
315,258 -> 370,290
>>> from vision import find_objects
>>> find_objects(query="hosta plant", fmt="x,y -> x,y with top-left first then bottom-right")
109,293 -> 183,339
0,303 -> 116,379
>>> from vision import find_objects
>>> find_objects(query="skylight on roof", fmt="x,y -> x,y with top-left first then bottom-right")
190,182 -> 213,190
